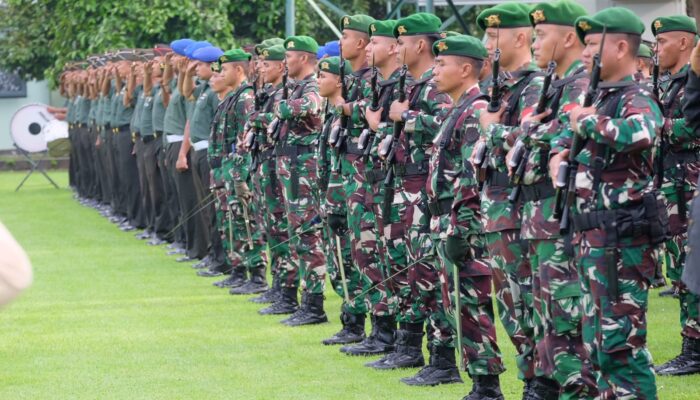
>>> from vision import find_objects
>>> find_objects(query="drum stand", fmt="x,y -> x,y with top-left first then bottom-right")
14,144 -> 60,192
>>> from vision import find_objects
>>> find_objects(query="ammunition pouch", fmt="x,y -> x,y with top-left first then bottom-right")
393,161 -> 429,177
428,197 -> 453,217
520,180 -> 556,203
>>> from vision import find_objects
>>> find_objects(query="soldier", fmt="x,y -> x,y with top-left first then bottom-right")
260,36 -> 327,326
648,15 -> 700,377
504,2 -> 600,399
125,57 -> 149,238
325,13 -> 386,351
475,3 -> 544,395
635,44 -> 653,82
430,34 -> 506,398
549,8 -> 667,398
370,13 -> 458,385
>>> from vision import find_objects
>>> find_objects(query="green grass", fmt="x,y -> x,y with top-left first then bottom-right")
0,170 -> 699,399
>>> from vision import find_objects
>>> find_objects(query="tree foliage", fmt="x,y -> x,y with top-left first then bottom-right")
0,0 -> 485,87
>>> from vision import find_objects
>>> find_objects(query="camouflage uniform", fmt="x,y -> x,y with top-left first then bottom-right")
657,65 -> 700,340
517,61 -> 598,398
481,63 -> 542,381
430,85 -> 505,377
274,73 -> 325,295
553,75 -> 665,399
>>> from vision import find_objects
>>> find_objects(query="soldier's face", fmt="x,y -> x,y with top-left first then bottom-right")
656,31 -> 692,70
262,61 -> 283,83
285,51 -> 304,77
434,55 -> 474,94
532,25 -> 560,70
221,63 -> 241,86
318,71 -> 340,98
367,36 -> 397,67
210,73 -> 226,93
196,61 -> 213,80
341,30 -> 368,60
395,36 -> 423,67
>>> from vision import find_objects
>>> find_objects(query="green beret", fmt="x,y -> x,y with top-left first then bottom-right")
284,35 -> 319,54
255,38 -> 285,55
637,43 -> 653,59
529,0 -> 588,27
651,15 -> 697,37
260,45 -> 285,61
340,14 -> 375,34
369,20 -> 397,38
318,56 -> 351,76
441,31 -> 461,38
432,34 -> 488,60
477,2 -> 532,30
212,49 -> 252,72
575,7 -> 645,43
393,13 -> 442,37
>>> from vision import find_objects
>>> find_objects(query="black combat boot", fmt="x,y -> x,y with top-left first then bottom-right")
341,315 -> 395,355
286,293 -> 328,326
523,377 -> 560,400
191,255 -> 212,269
462,375 -> 505,400
323,311 -> 366,345
213,267 -> 246,288
250,274 -> 281,303
659,285 -> 680,298
400,345 -> 463,386
259,287 -> 298,315
229,267 -> 269,295
366,326 -> 425,370
656,336 -> 700,376
280,291 -> 309,324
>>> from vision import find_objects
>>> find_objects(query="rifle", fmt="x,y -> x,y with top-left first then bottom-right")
487,27 -> 502,113
359,54 -> 379,159
652,44 -> 666,188
331,44 -> 349,151
652,43 -> 660,99
248,71 -> 264,171
381,51 -> 407,223
555,26 -> 606,233
508,51 -> 557,203
269,60 -> 288,143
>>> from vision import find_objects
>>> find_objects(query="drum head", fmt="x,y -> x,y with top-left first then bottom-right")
10,103 -> 54,153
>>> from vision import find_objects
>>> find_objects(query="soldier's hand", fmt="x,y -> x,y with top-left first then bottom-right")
506,146 -> 516,177
469,138 -> 487,165
549,149 -> 569,187
165,52 -> 174,63
520,109 -> 551,127
234,181 -> 252,201
388,100 -> 408,122
479,104 -> 505,131
692,40 -> 700,75
176,153 -> 189,172
186,60 -> 198,75
365,106 -> 383,132
568,106 -> 595,136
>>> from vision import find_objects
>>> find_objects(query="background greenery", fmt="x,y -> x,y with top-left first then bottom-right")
0,170 -> 700,399
0,0 -> 486,87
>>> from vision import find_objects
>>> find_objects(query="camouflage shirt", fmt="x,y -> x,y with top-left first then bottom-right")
274,74 -> 323,147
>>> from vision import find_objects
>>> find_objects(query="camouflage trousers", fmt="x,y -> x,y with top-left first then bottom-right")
221,179 -> 266,271
664,233 -> 700,339
251,157 -> 292,280
323,221 -> 368,314
382,185 -> 410,322
577,240 -> 658,400
528,238 -> 598,399
484,230 -> 536,381
275,152 -> 325,294
433,221 -> 505,377
212,187 -> 236,269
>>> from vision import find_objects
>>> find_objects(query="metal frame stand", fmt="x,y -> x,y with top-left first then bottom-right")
14,144 -> 60,192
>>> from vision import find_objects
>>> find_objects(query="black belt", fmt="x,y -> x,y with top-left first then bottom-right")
487,169 -> 510,188
142,135 -> 156,144
343,141 -> 365,156
259,149 -> 275,162
274,144 -> 313,157
663,150 -> 700,170
394,161 -> 429,177
572,203 -> 650,238
365,168 -> 386,184
428,198 -> 453,217
112,124 -> 130,134
209,156 -> 222,169
520,180 -> 556,202
154,130 -> 163,138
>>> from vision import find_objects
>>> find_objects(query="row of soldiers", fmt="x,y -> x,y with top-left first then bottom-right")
62,1 -> 700,398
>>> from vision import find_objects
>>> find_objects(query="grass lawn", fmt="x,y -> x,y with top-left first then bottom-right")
0,170 -> 699,399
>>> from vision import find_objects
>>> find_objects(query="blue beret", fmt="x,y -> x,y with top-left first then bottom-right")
184,41 -> 213,59
324,41 -> 340,57
192,46 -> 224,62
316,45 -> 327,59
171,39 -> 195,56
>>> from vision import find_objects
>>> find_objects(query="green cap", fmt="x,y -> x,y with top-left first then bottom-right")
260,45 -> 285,61
651,15 -> 698,36
393,13 -> 442,37
284,35 -> 319,54
637,43 -> 653,59
432,34 -> 488,60
575,7 -> 645,43
529,0 -> 588,27
255,38 -> 285,55
477,2 -> 532,30
340,14 -> 375,34
441,31 -> 461,38
369,20 -> 397,38
318,56 -> 352,76
212,49 -> 252,72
